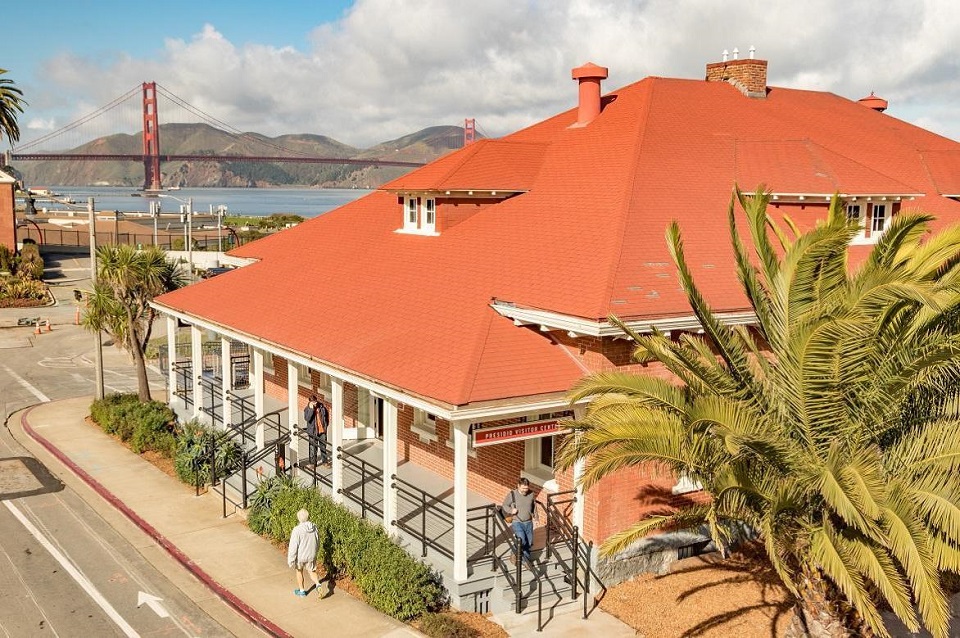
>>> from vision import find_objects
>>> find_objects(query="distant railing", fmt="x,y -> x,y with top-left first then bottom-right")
16,226 -> 237,250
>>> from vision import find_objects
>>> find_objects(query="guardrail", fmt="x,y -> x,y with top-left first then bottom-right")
336,445 -> 382,519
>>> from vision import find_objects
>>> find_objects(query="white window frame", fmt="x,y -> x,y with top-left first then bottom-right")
423,198 -> 436,232
871,203 -> 888,234
410,408 -> 438,443
849,201 -> 895,245
397,195 -> 440,236
404,197 -> 418,231
445,421 -> 478,457
356,387 -> 371,429
522,436 -> 557,488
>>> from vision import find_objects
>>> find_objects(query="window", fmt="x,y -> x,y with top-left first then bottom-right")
405,197 -> 418,229
411,408 -> 438,443
399,196 -> 439,235
539,436 -> 555,468
357,387 -> 370,428
423,198 -> 436,230
846,204 -> 861,225
871,204 -> 887,233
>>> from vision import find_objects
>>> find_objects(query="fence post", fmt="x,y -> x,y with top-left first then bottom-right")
572,525 -> 579,600
360,459 -> 367,519
420,489 -> 428,557
515,542 -> 523,614
241,450 -> 249,509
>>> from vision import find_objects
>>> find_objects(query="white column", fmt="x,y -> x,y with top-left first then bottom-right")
220,336 -> 233,429
573,456 -> 586,532
331,378 -> 344,503
452,419 -> 469,581
382,396 -> 398,535
190,325 -> 203,419
165,316 -> 177,407
252,349 -> 265,419
287,361 -> 300,469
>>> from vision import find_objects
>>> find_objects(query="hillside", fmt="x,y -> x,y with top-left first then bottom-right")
14,123 -> 470,189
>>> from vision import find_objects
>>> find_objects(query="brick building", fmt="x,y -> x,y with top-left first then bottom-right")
152,53 -> 960,604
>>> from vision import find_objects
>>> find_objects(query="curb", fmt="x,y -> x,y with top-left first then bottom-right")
19,404 -> 292,638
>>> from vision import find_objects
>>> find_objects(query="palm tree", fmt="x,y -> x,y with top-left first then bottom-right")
83,245 -> 186,401
0,69 -> 27,144
558,188 -> 960,638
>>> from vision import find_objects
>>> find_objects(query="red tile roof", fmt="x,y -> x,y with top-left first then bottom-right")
155,71 -> 960,407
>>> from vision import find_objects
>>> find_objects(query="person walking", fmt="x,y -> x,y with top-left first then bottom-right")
287,509 -> 321,598
502,478 -> 537,564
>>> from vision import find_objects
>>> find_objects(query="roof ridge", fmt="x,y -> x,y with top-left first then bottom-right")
601,78 -> 658,319
459,308 -> 498,404
802,138 -> 841,191
812,140 -> 920,193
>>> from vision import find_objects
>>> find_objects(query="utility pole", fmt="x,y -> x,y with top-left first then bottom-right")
151,201 -> 159,246
187,197 -> 193,279
88,197 -> 105,400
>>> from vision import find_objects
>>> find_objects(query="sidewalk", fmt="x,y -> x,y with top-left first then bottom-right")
15,396 -> 421,638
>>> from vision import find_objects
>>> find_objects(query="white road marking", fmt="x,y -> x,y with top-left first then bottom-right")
0,365 -> 51,403
136,592 -> 169,618
3,500 -> 140,638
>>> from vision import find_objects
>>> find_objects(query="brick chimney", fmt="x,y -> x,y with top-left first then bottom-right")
705,47 -> 767,98
571,62 -> 608,127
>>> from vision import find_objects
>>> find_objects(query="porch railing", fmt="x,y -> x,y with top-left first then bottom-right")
390,473 -> 494,563
336,445 -> 383,520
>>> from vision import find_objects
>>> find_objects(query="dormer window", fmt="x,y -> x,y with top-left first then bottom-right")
399,196 -> 439,235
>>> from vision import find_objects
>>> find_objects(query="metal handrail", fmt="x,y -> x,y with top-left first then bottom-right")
389,473 -> 493,561
292,428 -> 332,489
336,445 -> 382,519
491,508 -> 525,614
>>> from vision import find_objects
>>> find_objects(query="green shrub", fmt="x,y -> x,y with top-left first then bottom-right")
17,244 -> 44,280
0,244 -> 13,273
247,476 -> 446,621
418,613 -> 479,638
130,401 -> 177,455
90,394 -> 176,455
174,421 -> 241,486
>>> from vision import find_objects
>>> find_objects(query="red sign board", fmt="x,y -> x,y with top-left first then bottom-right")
472,419 -> 561,447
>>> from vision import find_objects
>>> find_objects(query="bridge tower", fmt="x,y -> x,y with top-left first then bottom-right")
142,82 -> 162,191
463,118 -> 476,146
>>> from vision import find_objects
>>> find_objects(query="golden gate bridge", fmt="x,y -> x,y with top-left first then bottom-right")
7,82 -> 479,191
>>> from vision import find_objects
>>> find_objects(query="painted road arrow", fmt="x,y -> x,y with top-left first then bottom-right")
137,591 -> 169,618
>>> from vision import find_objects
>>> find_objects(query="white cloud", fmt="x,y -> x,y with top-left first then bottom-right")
18,0 -> 960,149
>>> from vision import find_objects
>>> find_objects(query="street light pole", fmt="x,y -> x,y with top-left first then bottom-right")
88,197 -> 105,400
187,197 -> 193,279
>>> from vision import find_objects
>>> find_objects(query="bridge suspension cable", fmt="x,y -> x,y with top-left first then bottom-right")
13,85 -> 142,153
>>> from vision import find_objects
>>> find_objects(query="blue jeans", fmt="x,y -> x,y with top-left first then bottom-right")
512,520 -> 534,562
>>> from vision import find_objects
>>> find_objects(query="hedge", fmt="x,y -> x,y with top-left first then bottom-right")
248,475 -> 447,621
89,394 -> 176,457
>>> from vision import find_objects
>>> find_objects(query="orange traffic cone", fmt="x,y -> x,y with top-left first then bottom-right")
34,321 -> 41,335
45,319 -> 52,332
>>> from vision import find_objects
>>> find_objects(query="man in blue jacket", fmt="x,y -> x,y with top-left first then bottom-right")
303,395 -> 330,466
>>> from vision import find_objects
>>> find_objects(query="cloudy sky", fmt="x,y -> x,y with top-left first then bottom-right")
5,0 -> 960,150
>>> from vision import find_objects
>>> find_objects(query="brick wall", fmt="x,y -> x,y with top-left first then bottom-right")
705,58 -> 767,96
0,180 -> 15,252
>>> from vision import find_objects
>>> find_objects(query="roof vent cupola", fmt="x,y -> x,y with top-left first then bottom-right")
705,47 -> 768,98
571,62 -> 609,127
858,92 -> 888,112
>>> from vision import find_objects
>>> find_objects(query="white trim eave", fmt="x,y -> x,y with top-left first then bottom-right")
150,302 -> 585,423
491,301 -> 757,337
763,192 -> 922,203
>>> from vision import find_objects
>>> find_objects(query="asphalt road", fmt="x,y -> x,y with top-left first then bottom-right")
0,254 -> 254,637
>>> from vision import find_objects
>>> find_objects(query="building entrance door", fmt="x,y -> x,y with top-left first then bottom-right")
372,397 -> 384,438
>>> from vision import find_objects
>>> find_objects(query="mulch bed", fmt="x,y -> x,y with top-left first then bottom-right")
0,298 -> 47,308
600,543 -> 793,637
